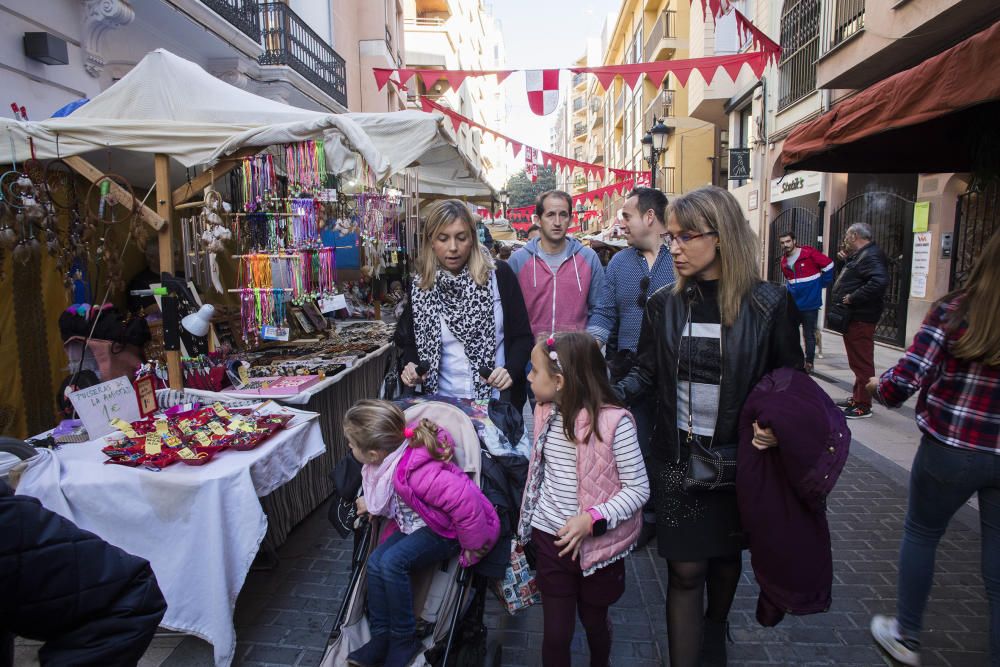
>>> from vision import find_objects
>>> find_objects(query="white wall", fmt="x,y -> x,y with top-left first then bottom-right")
289,0 -> 333,47
0,1 -> 101,119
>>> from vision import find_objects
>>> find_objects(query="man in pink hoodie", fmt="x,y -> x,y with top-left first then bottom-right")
507,190 -> 605,337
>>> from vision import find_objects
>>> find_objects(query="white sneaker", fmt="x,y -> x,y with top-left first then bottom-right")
870,615 -> 921,666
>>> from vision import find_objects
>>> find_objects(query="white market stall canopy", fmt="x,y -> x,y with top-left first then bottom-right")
0,49 -> 491,196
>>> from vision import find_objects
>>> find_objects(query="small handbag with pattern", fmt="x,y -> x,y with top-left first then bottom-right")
491,539 -> 541,614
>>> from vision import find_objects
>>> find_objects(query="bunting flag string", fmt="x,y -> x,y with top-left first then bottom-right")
376,49 -> 772,96
734,9 -> 782,64
689,2 -> 781,65
573,179 -> 635,206
419,95 -> 609,181
374,67 -> 514,92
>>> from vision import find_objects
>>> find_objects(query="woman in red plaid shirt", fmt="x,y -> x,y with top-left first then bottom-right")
867,231 -> 1000,667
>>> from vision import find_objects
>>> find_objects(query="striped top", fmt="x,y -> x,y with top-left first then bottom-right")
393,492 -> 427,534
531,411 -> 649,536
677,281 -> 723,440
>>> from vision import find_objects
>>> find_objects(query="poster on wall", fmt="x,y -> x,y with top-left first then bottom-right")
910,232 -> 932,298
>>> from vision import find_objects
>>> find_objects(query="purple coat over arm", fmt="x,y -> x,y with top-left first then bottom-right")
736,368 -> 851,626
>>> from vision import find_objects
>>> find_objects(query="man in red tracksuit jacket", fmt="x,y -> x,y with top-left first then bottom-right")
778,231 -> 833,373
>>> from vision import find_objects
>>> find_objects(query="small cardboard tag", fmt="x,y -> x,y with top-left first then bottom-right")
144,433 -> 161,455
208,421 -> 228,436
261,325 -> 290,341
154,420 -> 169,434
320,294 -> 347,313
212,402 -> 232,419
135,376 -> 157,417
194,432 -> 212,446
176,447 -> 197,460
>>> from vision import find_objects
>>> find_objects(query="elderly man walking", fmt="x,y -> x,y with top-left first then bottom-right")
831,222 -> 889,419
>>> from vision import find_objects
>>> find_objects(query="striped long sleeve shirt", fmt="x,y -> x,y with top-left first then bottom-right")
530,412 -> 649,536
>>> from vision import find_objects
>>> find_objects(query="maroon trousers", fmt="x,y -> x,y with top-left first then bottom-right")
532,528 -> 626,667
844,320 -> 877,407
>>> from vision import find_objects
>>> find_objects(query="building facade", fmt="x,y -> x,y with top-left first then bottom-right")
0,0 -> 410,119
402,0 -> 508,188
711,0 -> 1000,347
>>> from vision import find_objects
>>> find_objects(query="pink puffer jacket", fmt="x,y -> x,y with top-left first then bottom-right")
393,446 -> 500,566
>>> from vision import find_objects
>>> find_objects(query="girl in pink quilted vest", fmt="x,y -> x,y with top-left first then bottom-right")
343,400 -> 499,667
518,332 -> 650,667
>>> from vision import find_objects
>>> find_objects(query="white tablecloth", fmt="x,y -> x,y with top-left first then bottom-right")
15,414 -> 326,667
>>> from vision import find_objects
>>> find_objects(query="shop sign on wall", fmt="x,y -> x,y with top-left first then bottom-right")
729,149 -> 751,179
769,171 -> 821,203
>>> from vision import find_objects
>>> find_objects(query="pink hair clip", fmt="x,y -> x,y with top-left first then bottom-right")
403,426 -> 415,439
544,336 -> 563,371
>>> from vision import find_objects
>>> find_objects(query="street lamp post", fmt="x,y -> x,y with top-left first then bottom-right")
641,119 -> 669,190
498,189 -> 509,219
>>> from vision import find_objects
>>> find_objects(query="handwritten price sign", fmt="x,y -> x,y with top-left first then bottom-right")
68,376 -> 142,439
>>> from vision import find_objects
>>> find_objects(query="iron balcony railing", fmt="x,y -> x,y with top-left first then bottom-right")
573,122 -> 587,137
259,2 -> 347,107
573,97 -> 586,112
203,0 -> 260,41
778,0 -> 820,110
644,10 -> 677,61
573,72 -> 587,88
829,0 -> 865,49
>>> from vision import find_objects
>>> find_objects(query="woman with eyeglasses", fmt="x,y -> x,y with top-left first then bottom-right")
615,186 -> 803,666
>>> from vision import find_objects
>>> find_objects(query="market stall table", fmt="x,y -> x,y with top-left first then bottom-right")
183,341 -> 392,552
15,410 -> 325,667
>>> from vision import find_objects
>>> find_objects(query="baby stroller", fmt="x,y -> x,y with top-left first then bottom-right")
320,400 -> 514,667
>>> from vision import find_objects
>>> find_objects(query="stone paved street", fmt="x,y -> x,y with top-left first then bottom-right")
146,434 -> 989,667
15,340 -> 989,667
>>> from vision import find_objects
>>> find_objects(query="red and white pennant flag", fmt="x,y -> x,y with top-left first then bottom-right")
525,70 -> 560,116
525,147 -> 540,182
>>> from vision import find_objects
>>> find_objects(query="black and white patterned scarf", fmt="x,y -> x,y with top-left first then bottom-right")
411,266 -> 496,400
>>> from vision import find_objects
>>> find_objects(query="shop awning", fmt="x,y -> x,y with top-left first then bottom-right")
781,19 -> 1000,173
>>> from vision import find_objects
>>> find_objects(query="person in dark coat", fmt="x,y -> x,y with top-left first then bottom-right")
0,480 -> 167,666
736,367 -> 850,627
616,186 -> 803,666
395,200 -> 533,411
830,222 -> 890,419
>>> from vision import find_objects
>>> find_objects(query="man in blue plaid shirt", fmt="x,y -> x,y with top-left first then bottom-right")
588,187 -> 675,546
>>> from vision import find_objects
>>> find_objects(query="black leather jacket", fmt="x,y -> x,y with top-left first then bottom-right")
615,281 -> 804,462
831,242 -> 890,324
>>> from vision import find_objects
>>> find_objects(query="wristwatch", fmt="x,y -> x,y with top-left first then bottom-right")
587,508 -> 608,537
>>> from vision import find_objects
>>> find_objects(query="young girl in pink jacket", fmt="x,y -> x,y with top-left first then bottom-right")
519,332 -> 650,667
343,399 -> 500,667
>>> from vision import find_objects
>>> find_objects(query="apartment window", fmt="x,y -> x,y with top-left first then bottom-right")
778,0 -> 820,110
830,0 -> 865,49
625,24 -> 642,65
737,107 -> 752,148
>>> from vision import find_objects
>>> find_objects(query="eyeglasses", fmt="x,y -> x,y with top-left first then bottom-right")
637,276 -> 651,308
661,230 -> 718,247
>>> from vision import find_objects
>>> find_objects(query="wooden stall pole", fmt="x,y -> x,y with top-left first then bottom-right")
63,155 -> 166,231
154,154 -> 183,390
